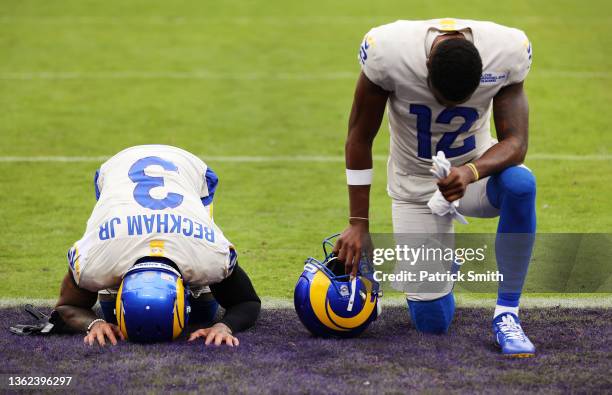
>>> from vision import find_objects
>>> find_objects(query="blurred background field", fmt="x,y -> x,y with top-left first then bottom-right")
0,0 -> 610,298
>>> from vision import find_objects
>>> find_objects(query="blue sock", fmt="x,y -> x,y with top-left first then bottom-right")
407,293 -> 455,334
486,166 -> 536,311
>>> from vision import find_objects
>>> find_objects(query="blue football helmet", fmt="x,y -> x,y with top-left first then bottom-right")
115,262 -> 190,343
294,234 -> 381,338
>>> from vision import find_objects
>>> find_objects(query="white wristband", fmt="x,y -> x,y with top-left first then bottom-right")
346,168 -> 373,185
87,318 -> 106,333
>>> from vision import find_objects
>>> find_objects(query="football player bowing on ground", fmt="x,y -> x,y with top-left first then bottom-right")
57,145 -> 260,347
334,18 -> 537,357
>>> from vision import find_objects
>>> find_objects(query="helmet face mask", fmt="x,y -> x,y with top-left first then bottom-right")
294,235 -> 380,338
116,262 -> 190,343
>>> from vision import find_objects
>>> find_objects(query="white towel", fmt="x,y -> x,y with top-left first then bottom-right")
427,151 -> 468,225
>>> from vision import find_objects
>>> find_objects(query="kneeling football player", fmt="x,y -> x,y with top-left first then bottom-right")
56,145 -> 260,346
335,18 -> 537,357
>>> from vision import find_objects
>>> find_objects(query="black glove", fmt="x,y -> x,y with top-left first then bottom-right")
9,304 -> 66,336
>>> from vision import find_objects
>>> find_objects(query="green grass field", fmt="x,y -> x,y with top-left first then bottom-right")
0,0 -> 610,299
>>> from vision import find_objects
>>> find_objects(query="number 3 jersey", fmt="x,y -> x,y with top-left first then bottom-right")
67,145 -> 235,292
359,18 -> 532,202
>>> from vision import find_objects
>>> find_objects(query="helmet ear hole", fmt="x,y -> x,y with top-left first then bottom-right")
326,257 -> 345,277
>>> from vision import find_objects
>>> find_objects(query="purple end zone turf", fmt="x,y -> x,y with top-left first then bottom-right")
1,306 -> 610,393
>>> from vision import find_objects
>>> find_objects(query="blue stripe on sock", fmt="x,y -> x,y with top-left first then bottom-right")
497,292 -> 521,308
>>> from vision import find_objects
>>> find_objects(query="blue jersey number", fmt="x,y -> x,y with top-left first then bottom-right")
128,156 -> 184,210
410,104 -> 479,159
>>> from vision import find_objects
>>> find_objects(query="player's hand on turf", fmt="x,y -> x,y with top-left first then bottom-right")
437,166 -> 476,202
334,221 -> 369,277
188,323 -> 239,347
84,321 -> 125,346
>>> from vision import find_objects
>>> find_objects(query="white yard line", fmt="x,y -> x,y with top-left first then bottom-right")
1,295 -> 610,308
0,71 -> 357,81
0,153 -> 609,163
526,153 -> 612,161
0,156 -> 110,163
0,70 -> 609,80
262,295 -> 612,309
0,15 -> 609,25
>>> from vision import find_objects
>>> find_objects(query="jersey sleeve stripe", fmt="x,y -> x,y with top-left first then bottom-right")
201,167 -> 219,206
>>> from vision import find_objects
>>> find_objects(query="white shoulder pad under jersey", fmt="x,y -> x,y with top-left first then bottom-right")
67,145 -> 234,292
357,19 -> 532,202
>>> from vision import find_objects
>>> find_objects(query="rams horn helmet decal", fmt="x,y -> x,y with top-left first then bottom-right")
116,262 -> 190,343
294,234 -> 380,338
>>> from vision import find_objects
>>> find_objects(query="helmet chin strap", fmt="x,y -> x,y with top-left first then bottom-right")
347,277 -> 358,312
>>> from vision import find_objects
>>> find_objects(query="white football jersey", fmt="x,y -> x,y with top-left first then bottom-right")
67,145 -> 235,292
358,18 -> 532,202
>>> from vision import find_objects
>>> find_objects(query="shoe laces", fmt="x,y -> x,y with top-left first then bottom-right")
496,314 -> 526,341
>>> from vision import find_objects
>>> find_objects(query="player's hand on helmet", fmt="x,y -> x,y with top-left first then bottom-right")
188,323 -> 239,347
437,166 -> 477,202
334,220 -> 369,277
84,321 -> 125,346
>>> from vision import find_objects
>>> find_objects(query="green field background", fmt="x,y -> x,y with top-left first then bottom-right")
0,1 -> 610,299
